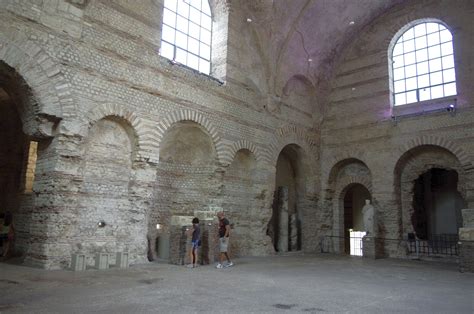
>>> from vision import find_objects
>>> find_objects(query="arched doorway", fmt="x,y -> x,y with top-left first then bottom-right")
326,158 -> 372,255
0,62 -> 38,261
412,168 -> 464,240
269,144 -> 304,253
342,184 -> 371,255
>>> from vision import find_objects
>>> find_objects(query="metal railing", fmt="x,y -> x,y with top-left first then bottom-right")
320,234 -> 460,257
407,234 -> 459,256
319,235 -> 365,256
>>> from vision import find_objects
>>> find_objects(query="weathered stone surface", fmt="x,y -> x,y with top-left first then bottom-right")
0,0 -> 472,271
461,209 -> 474,228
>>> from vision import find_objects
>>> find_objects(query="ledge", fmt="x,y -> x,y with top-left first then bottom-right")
391,96 -> 457,119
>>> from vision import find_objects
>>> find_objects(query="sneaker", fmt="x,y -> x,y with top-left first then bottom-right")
186,264 -> 194,268
216,263 -> 223,269
224,261 -> 234,267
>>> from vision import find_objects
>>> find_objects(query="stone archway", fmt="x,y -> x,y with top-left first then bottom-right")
77,117 -> 146,266
411,168 -> 464,240
268,144 -> 306,253
325,158 -> 373,254
340,183 -> 371,255
151,121 -> 220,261
0,61 -> 45,262
395,145 -> 467,241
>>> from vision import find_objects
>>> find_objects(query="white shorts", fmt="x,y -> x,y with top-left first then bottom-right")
219,237 -> 229,253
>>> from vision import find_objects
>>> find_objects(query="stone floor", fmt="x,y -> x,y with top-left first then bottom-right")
0,254 -> 473,313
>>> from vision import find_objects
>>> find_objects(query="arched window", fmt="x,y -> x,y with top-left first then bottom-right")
160,0 -> 212,74
391,21 -> 456,106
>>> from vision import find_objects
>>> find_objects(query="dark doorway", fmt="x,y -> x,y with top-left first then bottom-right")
268,145 -> 303,252
412,168 -> 464,240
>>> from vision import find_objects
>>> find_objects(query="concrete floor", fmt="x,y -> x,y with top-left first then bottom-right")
0,254 -> 473,313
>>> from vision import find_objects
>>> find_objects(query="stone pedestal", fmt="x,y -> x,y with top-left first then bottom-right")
116,252 -> 129,268
95,253 -> 109,269
277,186 -> 289,253
71,254 -> 86,271
169,225 -> 188,265
169,216 -> 194,265
362,236 -> 382,259
362,236 -> 375,259
200,220 -> 218,265
158,232 -> 170,260
459,209 -> 474,272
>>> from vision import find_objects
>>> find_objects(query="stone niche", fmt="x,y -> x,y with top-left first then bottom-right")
168,214 -> 219,265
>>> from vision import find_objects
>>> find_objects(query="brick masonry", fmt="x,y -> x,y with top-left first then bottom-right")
0,0 -> 472,270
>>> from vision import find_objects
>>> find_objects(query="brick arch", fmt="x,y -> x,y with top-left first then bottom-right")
0,34 -> 75,121
396,136 -> 472,172
85,104 -> 159,163
222,139 -> 264,166
267,125 -> 317,166
325,151 -> 372,182
394,144 -> 469,236
335,176 -> 373,201
155,109 -> 226,165
332,177 -> 373,242
324,157 -> 373,225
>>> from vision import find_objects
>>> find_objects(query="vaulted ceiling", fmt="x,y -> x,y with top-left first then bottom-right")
241,0 -> 407,94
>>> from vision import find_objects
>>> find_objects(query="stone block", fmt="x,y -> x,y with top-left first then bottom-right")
200,221 -> 219,265
115,252 -> 129,269
169,225 -> 188,265
95,253 -> 109,270
362,236 -> 383,259
458,228 -> 474,241
170,215 -> 194,226
459,241 -> 474,273
71,253 -> 86,271
158,233 -> 170,260
461,209 -> 474,228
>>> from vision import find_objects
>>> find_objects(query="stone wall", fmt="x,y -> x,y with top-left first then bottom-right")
322,0 -> 474,258
0,0 -> 472,269
0,0 -> 317,269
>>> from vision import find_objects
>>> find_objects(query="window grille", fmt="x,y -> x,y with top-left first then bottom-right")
391,22 -> 456,106
160,0 -> 212,74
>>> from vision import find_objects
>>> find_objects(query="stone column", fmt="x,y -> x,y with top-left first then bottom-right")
459,209 -> 474,272
278,186 -> 289,252
129,162 -> 157,264
289,213 -> 298,251
23,134 -> 82,269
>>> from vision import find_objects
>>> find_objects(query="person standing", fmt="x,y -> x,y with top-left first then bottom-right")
187,217 -> 200,268
216,211 -> 233,268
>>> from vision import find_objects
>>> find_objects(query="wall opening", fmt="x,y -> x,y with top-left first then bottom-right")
21,141 -> 38,193
412,168 -> 464,240
342,184 -> 371,255
268,144 -> 303,253
0,82 -> 33,260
